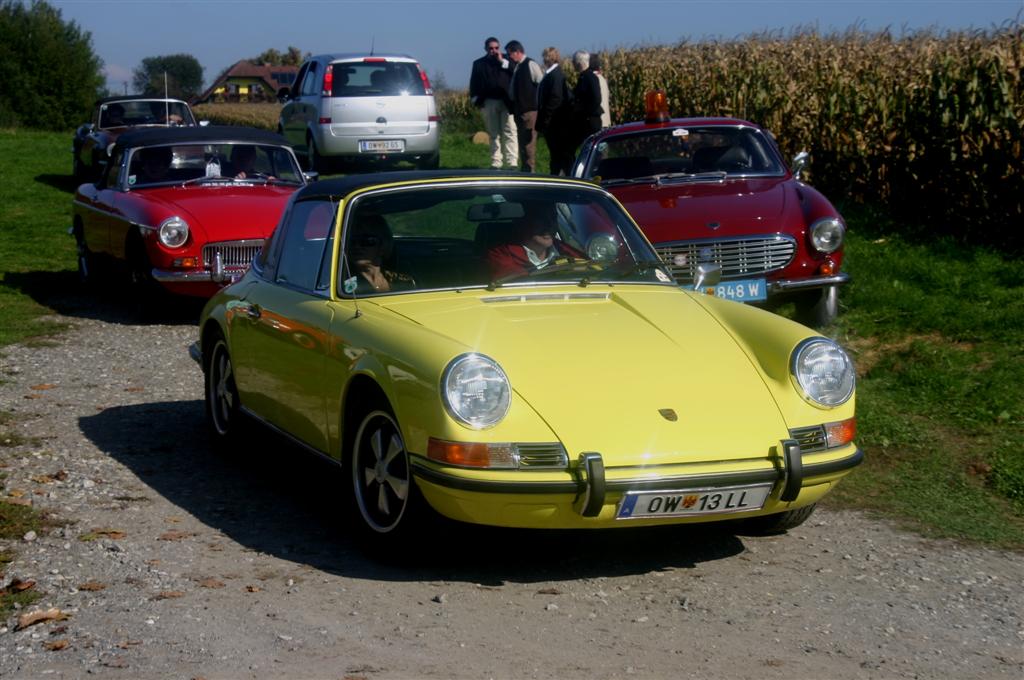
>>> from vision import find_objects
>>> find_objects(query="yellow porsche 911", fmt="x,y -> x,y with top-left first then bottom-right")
191,171 -> 859,545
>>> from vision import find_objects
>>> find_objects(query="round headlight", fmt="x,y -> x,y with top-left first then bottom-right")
441,353 -> 511,429
158,216 -> 190,248
810,217 -> 845,254
791,338 -> 855,407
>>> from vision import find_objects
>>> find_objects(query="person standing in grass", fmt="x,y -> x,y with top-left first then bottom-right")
592,53 -> 611,128
572,50 -> 604,145
535,46 -> 575,176
505,40 -> 545,172
469,36 -> 518,169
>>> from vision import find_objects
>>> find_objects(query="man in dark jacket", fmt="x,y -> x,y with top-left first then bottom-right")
535,46 -> 575,176
572,50 -> 604,147
469,36 -> 518,168
505,40 -> 545,172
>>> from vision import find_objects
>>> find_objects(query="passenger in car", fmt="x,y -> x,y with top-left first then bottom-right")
345,214 -> 416,294
228,145 -> 273,180
136,146 -> 173,184
486,202 -> 585,279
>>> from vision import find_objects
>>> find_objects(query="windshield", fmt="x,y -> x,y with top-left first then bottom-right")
99,100 -> 195,128
125,143 -> 304,188
585,126 -> 786,181
337,183 -> 675,297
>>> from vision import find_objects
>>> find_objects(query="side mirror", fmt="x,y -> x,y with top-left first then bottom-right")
693,263 -> 722,290
199,120 -> 210,127
791,151 -> 809,181
303,171 -> 319,183
277,87 -> 291,102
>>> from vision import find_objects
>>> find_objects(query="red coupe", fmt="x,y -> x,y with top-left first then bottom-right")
71,126 -> 309,298
573,94 -> 848,326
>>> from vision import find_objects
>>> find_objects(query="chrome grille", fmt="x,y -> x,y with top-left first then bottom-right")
789,425 -> 827,453
517,443 -> 569,469
656,235 -> 796,282
202,239 -> 265,268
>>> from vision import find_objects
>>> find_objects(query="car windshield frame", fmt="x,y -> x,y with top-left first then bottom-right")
98,99 -> 196,129
584,124 -> 787,183
122,141 -> 305,190
331,179 -> 677,299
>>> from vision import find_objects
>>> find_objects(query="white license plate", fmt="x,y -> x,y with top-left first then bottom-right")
616,483 -> 772,519
688,278 -> 767,302
359,139 -> 404,153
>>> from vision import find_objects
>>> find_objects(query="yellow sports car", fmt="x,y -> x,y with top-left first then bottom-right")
191,171 -> 859,545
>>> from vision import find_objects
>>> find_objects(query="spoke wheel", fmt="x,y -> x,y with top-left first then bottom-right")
351,409 -> 412,534
205,336 -> 240,440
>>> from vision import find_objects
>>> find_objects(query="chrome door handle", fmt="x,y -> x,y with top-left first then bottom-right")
241,303 -> 261,319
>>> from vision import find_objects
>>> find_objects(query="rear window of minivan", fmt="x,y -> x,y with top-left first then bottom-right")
329,61 -> 425,97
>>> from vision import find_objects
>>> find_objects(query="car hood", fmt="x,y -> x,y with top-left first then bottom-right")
134,185 -> 297,240
609,176 -> 794,243
376,287 -> 789,466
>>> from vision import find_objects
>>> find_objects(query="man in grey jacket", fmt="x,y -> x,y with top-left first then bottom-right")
505,40 -> 545,172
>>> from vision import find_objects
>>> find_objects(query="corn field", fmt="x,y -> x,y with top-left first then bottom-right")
443,25 -> 1023,246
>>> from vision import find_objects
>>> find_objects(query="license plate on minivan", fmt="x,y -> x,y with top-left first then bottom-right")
359,140 -> 404,153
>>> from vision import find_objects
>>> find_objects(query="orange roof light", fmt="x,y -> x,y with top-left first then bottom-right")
645,90 -> 670,123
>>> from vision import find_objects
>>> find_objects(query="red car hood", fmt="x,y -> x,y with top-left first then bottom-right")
136,185 -> 296,241
609,177 -> 793,243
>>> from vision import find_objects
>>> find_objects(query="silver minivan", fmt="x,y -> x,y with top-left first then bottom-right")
279,53 -> 440,173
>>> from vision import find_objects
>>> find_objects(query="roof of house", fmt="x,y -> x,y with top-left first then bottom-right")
194,60 -> 300,103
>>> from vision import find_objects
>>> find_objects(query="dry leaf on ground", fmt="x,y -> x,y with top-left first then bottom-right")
159,530 -> 196,541
77,581 -> 106,591
153,590 -> 185,600
197,578 -> 225,589
29,384 -> 58,391
16,608 -> 70,631
44,640 -> 69,651
79,528 -> 126,541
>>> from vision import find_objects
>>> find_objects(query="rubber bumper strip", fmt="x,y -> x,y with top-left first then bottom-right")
779,438 -> 803,502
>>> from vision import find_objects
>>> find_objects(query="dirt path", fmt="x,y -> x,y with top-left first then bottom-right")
1,294 -> 1021,679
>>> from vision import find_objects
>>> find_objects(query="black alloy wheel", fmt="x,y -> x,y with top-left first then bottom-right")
350,408 -> 413,535
205,335 -> 240,441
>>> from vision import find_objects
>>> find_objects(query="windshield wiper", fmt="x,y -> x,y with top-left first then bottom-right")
486,259 -> 600,291
179,175 -> 235,187
656,171 -> 728,185
578,259 -> 671,286
600,175 -> 659,187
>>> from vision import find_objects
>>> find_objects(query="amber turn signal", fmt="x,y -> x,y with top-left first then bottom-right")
427,438 -> 517,468
644,90 -> 670,123
819,258 -> 836,276
824,417 -> 856,448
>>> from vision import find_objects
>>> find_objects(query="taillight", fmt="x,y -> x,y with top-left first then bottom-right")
417,63 -> 433,95
362,57 -> 386,63
322,64 -> 333,97
428,115 -> 440,122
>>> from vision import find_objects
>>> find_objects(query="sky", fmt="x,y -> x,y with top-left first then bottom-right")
53,0 -> 1022,95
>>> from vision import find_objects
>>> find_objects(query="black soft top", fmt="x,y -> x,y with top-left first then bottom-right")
95,95 -> 189,106
294,169 -> 593,201
114,126 -> 290,151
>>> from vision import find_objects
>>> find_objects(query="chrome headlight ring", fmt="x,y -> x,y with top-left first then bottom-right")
441,353 -> 511,430
158,216 -> 190,248
790,337 -> 855,408
809,216 -> 845,254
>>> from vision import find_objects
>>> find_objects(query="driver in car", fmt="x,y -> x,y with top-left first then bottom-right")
486,202 -> 584,279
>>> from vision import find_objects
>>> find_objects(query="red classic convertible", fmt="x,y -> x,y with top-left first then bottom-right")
573,94 -> 849,326
71,126 -> 309,298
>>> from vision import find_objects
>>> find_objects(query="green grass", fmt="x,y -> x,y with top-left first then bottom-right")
824,213 -> 1024,546
0,129 -> 78,346
0,128 -> 1020,548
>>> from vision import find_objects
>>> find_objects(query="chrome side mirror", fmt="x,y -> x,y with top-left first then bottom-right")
693,263 -> 722,290
792,151 -> 809,181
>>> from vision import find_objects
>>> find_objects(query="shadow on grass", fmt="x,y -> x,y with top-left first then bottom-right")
35,173 -> 80,195
80,400 -> 748,582
2,270 -> 203,327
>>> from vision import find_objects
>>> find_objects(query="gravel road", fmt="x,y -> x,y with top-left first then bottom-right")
1,292 -> 1022,679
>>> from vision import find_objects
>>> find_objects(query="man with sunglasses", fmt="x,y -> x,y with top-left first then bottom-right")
469,36 -> 518,169
485,202 -> 585,279
346,214 -> 415,294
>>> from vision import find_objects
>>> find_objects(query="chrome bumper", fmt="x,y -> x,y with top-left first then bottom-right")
769,272 -> 851,293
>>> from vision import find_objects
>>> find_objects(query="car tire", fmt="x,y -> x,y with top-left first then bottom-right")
347,403 -> 427,546
73,226 -> 96,286
204,332 -> 242,443
736,503 -> 817,536
307,134 -> 328,175
416,153 -> 440,170
795,285 -> 838,328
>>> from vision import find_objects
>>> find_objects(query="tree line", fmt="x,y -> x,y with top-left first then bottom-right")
0,0 -> 304,129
